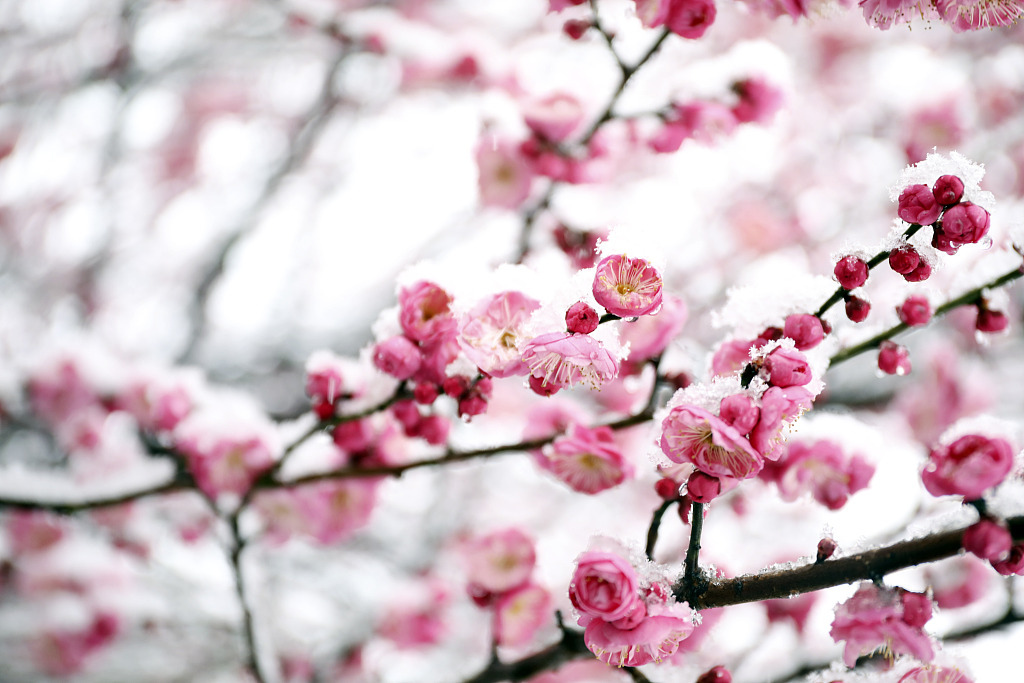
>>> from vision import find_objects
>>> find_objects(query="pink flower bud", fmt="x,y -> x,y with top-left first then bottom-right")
400,281 -> 457,343
888,246 -> 920,275
592,254 -> 663,318
922,433 -> 1014,500
900,590 -> 933,628
932,174 -> 965,205
878,341 -> 911,375
442,376 -> 468,398
731,77 -> 783,125
373,336 -> 422,380
903,258 -> 932,283
941,202 -> 990,244
523,93 -> 584,144
765,347 -> 812,388
817,537 -> 838,563
412,414 -> 450,446
566,301 -> 600,334
719,394 -> 759,435
962,519 -> 1012,561
898,184 -> 942,225
687,471 -> 722,503
413,382 -> 439,405
664,0 -> 718,39
783,314 -> 825,350
976,306 -> 1009,333
655,477 -> 681,500
696,666 -> 732,683
332,419 -> 372,453
391,400 -> 421,433
931,226 -> 960,255
562,19 -> 591,39
845,296 -> 871,322
898,296 -> 932,327
528,374 -> 560,396
834,255 -> 869,290
991,543 -> 1024,576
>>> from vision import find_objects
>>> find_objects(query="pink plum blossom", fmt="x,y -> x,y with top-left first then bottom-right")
522,93 -> 584,143
938,202 -> 990,245
542,424 -> 633,494
462,528 -> 536,595
846,296 -> 871,322
7,511 -> 65,555
921,434 -> 1015,500
477,137 -> 534,209
749,386 -> 813,460
765,347 -> 812,388
521,332 -> 619,390
731,77 -> 783,125
834,255 -> 869,290
898,184 -> 942,225
592,254 -> 663,318
711,338 -> 764,376
783,314 -> 824,350
719,394 -> 759,435
399,281 -> 457,344
565,301 -> 600,335
830,583 -> 935,666
618,294 -> 688,363
33,612 -> 120,677
899,296 -> 932,327
661,405 -> 764,479
569,551 -> 642,622
459,291 -> 541,377
927,555 -> 991,609
764,439 -> 875,510
899,665 -> 974,683
961,519 -> 1012,561
878,341 -> 912,376
494,582 -> 553,647
933,175 -> 965,205
255,479 -> 379,545
935,0 -> 1024,30
635,0 -> 718,39
582,602 -> 695,667
373,335 -> 422,380
177,434 -> 276,500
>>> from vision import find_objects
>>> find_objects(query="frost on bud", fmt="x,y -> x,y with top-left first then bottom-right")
566,301 -> 600,334
845,296 -> 871,322
373,336 -> 422,380
962,519 -> 1012,561
783,314 -> 825,350
816,537 -> 838,563
897,184 -> 942,225
696,665 -> 732,683
592,254 -> 663,318
888,246 -> 920,275
878,341 -> 911,376
898,296 -> 932,327
976,305 -> 1009,333
834,255 -> 869,290
933,174 -> 965,205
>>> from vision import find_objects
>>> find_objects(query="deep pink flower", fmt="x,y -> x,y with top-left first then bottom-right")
962,519 -> 1012,561
834,255 -> 869,290
583,602 -> 694,667
904,258 -> 933,283
661,405 -> 763,479
940,202 -> 990,244
898,184 -> 942,225
565,301 -> 600,335
976,306 -> 1009,333
889,246 -> 921,275
459,291 -> 541,378
636,0 -> 717,38
569,551 -> 642,622
936,0 -> 1024,30
719,394 -> 759,435
696,665 -> 733,683
399,281 -> 457,343
462,528 -> 536,595
921,434 -> 1015,500
543,424 -> 633,494
898,296 -> 932,327
521,332 -> 619,390
878,341 -> 912,376
592,254 -> 663,318
686,471 -> 722,503
765,347 -> 812,388
731,77 -> 783,125
933,175 -> 965,205
846,296 -> 871,322
830,583 -> 934,667
783,314 -> 824,350
373,336 -> 422,380
304,351 -> 347,406
991,543 -> 1024,575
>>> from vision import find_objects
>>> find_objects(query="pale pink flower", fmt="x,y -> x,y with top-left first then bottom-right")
583,602 -> 694,667
494,582 -> 553,647
523,93 -> 584,143
27,358 -> 100,426
767,439 -> 875,510
783,314 -> 825,350
661,405 -> 763,479
927,555 -> 991,609
459,291 -> 541,378
569,551 -> 642,622
899,665 -> 974,683
921,434 -> 1015,500
33,612 -> 120,677
306,479 -> 379,544
859,0 -> 938,30
749,386 -> 813,460
711,338 -> 764,376
830,583 -> 934,667
373,336 -> 422,380
765,347 -> 813,387
521,332 -> 619,390
477,137 -> 534,209
650,102 -> 738,152
378,579 -> 449,649
619,294 -> 688,363
177,434 -> 276,500
304,351 -> 347,405
731,77 -> 784,125
462,528 -> 536,595
961,519 -> 1012,561
542,424 -> 633,494
399,281 -> 457,344
936,0 -> 1023,30
7,511 -> 65,555
592,254 -> 663,318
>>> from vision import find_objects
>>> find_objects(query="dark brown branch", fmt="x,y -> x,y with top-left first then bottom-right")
461,627 -> 591,683
227,517 -> 269,683
645,498 -> 677,560
682,515 -> 1024,610
0,478 -> 192,513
